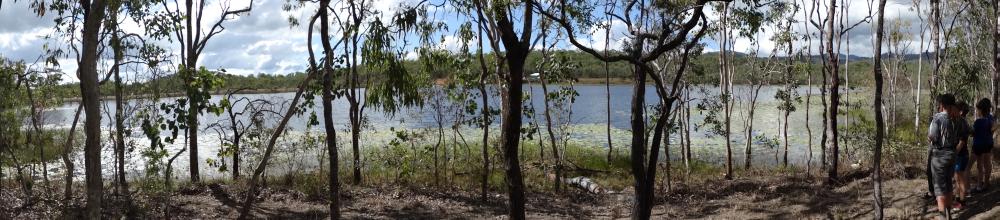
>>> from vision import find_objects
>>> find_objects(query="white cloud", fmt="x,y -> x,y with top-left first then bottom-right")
579,19 -> 628,51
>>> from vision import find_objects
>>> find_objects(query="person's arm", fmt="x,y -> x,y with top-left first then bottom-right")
958,139 -> 966,152
928,117 -> 940,144
958,121 -> 971,152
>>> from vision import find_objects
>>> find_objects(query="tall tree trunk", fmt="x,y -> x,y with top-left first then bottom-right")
499,49 -> 528,220
816,0 -> 829,171
684,85 -> 692,173
783,23 -> 793,168
629,61 -> 652,219
25,71 -> 49,196
931,0 -> 941,115
318,1 -> 340,217
916,17 -> 924,133
872,0 -> 887,218
492,2 -> 533,218
826,0 -> 841,184
799,0 -> 825,175
63,105 -> 82,203
80,0 -> 109,218
529,84 -> 544,163
434,107 -> 443,186
806,65 -> 814,172
539,42 -> 562,192
475,24 -> 492,201
113,31 -> 129,195
745,86 -> 761,169
993,0 -> 1000,116
232,134 -> 240,179
185,0 -> 201,183
349,32 -> 362,185
719,2 -> 734,180
605,13 -> 614,163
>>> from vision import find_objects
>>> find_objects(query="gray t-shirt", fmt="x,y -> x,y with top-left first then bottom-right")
929,112 -> 969,150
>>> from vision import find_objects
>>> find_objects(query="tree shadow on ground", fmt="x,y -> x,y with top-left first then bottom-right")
957,182 -> 1000,219
662,174 -> 859,219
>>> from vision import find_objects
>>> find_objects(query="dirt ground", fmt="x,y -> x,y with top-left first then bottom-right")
146,172 -> 1000,219
3,171 -> 1000,219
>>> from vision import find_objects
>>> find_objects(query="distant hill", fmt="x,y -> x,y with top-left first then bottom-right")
705,51 -> 932,62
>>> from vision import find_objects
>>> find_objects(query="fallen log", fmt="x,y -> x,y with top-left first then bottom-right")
547,173 -> 604,194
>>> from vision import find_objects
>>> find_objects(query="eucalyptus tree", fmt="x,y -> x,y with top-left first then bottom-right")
740,49 -> 777,170
994,0 -> 1000,115
911,0 -> 926,132
317,0 -> 342,217
237,1 -> 420,218
884,18 -> 912,127
534,0 -> 726,217
157,0 -> 254,182
872,0 -> 887,217
0,58 -> 28,196
734,2 -> 790,169
77,0 -> 108,217
0,58 -> 20,184
534,19 -> 581,192
23,0 -> 113,217
19,61 -> 63,199
267,0 -> 346,218
798,0 -> 815,172
104,0 -> 165,196
333,0 -> 424,185
803,0 -> 830,171
930,0 -> 940,114
824,0 -> 841,183
455,0 -> 538,217
818,0 -> 870,183
739,41 -> 778,170
602,0 -> 614,164
537,49 -> 580,192
714,1 -> 737,178
771,3 -> 800,168
449,0 -> 502,199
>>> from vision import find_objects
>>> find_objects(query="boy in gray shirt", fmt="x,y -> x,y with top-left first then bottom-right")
928,94 -> 967,218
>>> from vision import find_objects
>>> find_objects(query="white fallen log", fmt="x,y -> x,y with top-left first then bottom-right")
562,176 -> 604,194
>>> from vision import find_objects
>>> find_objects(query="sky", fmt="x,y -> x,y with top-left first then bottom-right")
0,0 -> 936,82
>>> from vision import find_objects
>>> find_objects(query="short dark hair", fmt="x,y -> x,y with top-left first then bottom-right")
959,101 -> 970,116
937,94 -> 956,108
977,98 -> 992,114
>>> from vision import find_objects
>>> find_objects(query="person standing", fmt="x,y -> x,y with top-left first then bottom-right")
952,102 -> 972,210
928,94 -> 964,219
972,98 -> 994,192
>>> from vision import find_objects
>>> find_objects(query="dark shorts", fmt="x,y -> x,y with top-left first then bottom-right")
973,144 -> 993,155
955,154 -> 970,172
931,148 -> 956,196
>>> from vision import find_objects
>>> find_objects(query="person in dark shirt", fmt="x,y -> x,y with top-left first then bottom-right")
952,102 -> 972,210
928,94 -> 963,218
971,98 -> 994,192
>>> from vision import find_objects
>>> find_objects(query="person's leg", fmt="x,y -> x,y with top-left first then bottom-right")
932,148 -> 956,215
977,153 -> 988,186
955,171 -> 966,202
969,154 -> 979,187
929,149 -> 936,196
986,152 -> 993,187
937,194 -> 952,218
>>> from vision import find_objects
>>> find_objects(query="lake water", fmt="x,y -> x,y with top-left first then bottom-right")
35,84 -> 842,179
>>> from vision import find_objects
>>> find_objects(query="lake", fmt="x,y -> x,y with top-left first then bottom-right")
37,84 -> 846,179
